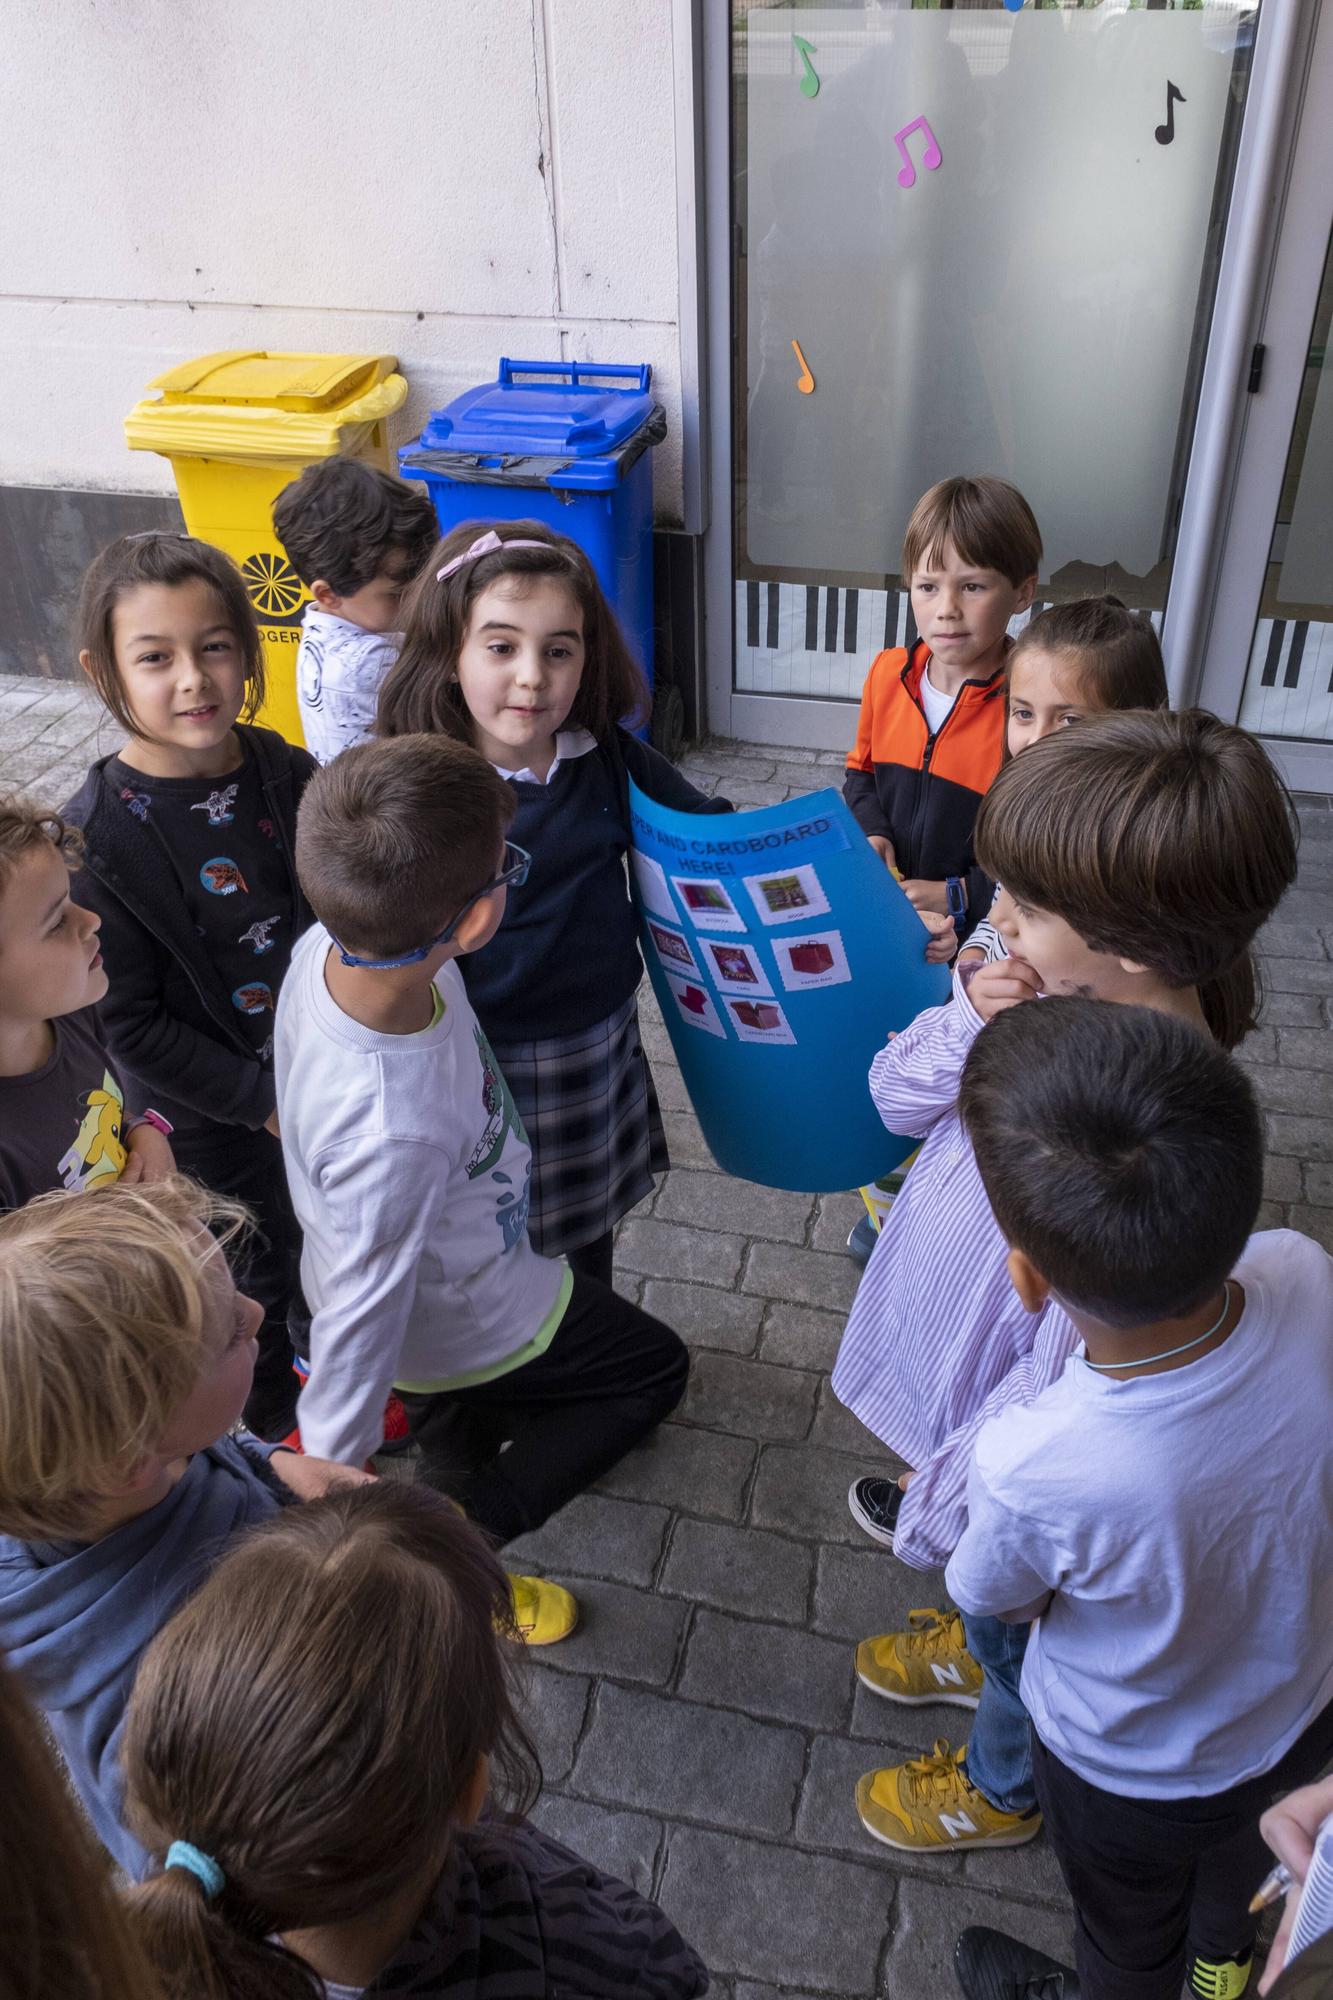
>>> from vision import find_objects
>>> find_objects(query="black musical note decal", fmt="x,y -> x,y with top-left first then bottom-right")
1155,81 -> 1184,147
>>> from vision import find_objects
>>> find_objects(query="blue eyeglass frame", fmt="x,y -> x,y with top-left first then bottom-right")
330,842 -> 531,970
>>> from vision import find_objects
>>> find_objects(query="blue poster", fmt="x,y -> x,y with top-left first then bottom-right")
629,780 -> 951,1192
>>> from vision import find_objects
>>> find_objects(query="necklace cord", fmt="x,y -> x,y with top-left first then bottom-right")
1082,1283 -> 1232,1373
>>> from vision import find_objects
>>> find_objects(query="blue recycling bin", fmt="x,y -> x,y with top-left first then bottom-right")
399,358 -> 665,703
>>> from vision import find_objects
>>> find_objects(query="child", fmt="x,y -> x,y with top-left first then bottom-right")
63,531 -> 317,1438
0,1176 -> 356,1876
834,710 -> 1298,1856
843,474 -> 1040,942
947,998 -> 1333,2000
376,520 -> 729,1290
275,732 -> 689,1555
272,457 -> 437,764
0,797 -> 174,1208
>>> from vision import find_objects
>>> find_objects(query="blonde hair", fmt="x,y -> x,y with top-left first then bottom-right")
0,1177 -> 248,1540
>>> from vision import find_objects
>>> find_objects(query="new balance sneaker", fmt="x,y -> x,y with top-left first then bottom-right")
855,1739 -> 1042,1853
509,1573 -> 579,1647
847,1474 -> 905,1546
1187,1947 -> 1253,1999
954,1926 -> 1080,1998
856,1609 -> 982,1708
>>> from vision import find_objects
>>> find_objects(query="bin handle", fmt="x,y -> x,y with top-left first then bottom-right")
498,357 -> 652,393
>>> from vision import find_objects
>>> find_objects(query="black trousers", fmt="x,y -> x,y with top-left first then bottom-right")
1032,1700 -> 1333,2000
172,1122 -> 301,1440
399,1271 -> 688,1545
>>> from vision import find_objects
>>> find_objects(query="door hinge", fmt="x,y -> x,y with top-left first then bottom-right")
1247,343 -> 1266,394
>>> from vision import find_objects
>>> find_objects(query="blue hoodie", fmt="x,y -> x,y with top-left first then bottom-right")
0,1434 -> 288,1875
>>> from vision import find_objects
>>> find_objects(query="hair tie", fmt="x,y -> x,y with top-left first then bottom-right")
165,1840 -> 225,1899
436,530 -> 552,582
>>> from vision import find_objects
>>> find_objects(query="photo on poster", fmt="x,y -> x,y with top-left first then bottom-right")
646,919 -> 702,978
701,937 -> 775,998
670,874 -> 747,933
725,997 -> 798,1046
632,850 -> 678,923
743,862 -> 831,927
663,969 -> 728,1038
774,927 -> 852,993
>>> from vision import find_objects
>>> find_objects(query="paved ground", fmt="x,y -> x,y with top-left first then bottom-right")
4,672 -> 1330,1996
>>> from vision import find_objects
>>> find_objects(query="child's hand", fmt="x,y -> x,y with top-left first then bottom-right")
1258,1773 -> 1333,1990
120,1122 -> 176,1184
918,910 -> 957,964
868,834 -> 898,873
968,956 -> 1042,1022
263,1108 -> 281,1138
902,878 -> 949,917
270,1452 -> 376,1501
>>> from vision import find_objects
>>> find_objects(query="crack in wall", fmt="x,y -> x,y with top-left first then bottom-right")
529,0 -> 562,320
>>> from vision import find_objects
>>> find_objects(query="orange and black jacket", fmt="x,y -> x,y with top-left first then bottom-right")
843,641 -> 1006,930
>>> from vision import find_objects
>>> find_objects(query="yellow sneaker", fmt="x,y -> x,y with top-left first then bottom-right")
508,1572 -> 579,1647
1187,1948 -> 1253,1999
856,1609 -> 982,1708
855,1739 -> 1042,1852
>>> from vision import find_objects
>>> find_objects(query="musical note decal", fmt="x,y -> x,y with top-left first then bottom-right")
893,116 -> 942,190
1155,80 -> 1185,146
1002,0 -> 1024,9
791,340 -> 815,395
792,34 -> 820,100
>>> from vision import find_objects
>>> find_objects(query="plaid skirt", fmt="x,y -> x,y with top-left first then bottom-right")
490,996 -> 669,1258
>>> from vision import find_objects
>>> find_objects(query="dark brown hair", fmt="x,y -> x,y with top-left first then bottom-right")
0,795 -> 81,902
376,518 -> 648,744
901,476 -> 1043,588
961,998 -> 1262,1326
295,733 -> 515,958
0,1657 -> 165,2000
272,460 -> 437,595
1009,597 -> 1168,714
975,709 -> 1299,1049
77,533 -> 265,739
122,1483 -> 539,2000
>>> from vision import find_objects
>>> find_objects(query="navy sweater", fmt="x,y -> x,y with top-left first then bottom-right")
463,730 -> 729,1043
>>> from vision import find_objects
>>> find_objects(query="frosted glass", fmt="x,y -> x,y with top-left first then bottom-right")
743,7 -> 1244,580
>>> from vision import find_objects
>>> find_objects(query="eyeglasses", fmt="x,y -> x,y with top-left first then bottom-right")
330,843 -> 531,970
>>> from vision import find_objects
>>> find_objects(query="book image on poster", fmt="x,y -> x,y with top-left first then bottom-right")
700,937 -> 775,999
744,862 -> 831,927
671,875 -> 747,933
646,919 -> 702,978
663,968 -> 728,1038
774,927 -> 851,992
633,851 -> 678,922
725,996 -> 797,1045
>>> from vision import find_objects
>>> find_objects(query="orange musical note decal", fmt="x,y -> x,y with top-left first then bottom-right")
894,115 -> 942,190
791,339 -> 815,395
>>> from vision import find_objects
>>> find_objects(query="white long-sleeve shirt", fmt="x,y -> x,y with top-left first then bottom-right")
274,928 -> 565,1466
294,608 -> 401,764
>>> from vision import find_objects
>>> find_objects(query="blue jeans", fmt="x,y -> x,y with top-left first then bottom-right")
961,1612 -> 1036,1814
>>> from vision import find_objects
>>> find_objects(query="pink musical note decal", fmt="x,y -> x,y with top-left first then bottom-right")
894,116 -> 942,190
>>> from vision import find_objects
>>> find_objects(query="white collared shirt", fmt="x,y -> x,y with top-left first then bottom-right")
492,727 -> 598,786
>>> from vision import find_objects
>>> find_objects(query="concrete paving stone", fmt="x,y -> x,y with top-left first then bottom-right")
1234,1026 -> 1278,1065
1255,1200 -> 1288,1232
742,1240 -> 862,1313
617,1217 -> 745,1288
680,1352 -> 818,1443
1259,988 -> 1325,1027
1267,887 -> 1333,927
1304,1161 -> 1333,1205
750,1443 -> 893,1546
573,1683 -> 805,1837
640,1277 -> 765,1354
660,1517 -> 814,1624
595,1420 -> 756,1520
1262,956 -> 1333,995
816,748 -> 848,765
1,741 -> 73,789
1259,920 -> 1329,961
1262,1154 -> 1303,1203
724,781 -> 789,808
679,756 -> 777,784
849,1668 -> 976,1746
512,1666 -> 590,1787
810,1380 -> 884,1457
528,1793 -> 663,1896
809,1189 -> 867,1256
1287,1204 -> 1333,1252
612,1268 -> 645,1304
751,743 -> 820,763
1267,1113 -> 1333,1164
796,1730 -> 956,1862
732,1987 -> 841,2000
1249,1064 -> 1333,1118
883,1878 -> 1075,1997
514,1577 -> 689,1687
639,1013 -> 677,1063
678,1608 -> 856,1734
0,679 -> 46,711
660,1108 -> 720,1170
812,1543 -> 945,1643
504,1493 -> 671,1589
1276,1026 -> 1333,1072
654,1169 -> 816,1245
759,1300 -> 847,1370
650,1062 -> 692,1112
658,1825 -> 895,1995
771,763 -> 829,794
33,707 -> 110,751
959,1823 -> 1072,1907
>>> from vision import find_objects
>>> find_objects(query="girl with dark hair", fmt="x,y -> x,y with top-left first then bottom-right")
121,1483 -> 709,2000
377,520 -> 729,1288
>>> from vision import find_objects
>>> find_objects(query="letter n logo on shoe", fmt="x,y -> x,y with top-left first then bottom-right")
932,1661 -> 966,1689
940,1811 -> 977,1841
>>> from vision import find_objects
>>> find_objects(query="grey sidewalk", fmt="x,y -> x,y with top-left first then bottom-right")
4,672 -> 1329,1996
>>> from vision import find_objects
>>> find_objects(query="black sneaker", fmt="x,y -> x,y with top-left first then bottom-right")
955,1927 -> 1080,1999
847,1474 -> 904,1546
846,1212 -> 879,1267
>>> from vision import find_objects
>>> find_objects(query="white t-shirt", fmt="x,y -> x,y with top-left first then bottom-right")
918,661 -> 957,736
295,608 -> 402,765
946,1230 -> 1333,1799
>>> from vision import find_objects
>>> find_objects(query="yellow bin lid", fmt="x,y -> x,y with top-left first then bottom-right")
125,349 -> 409,463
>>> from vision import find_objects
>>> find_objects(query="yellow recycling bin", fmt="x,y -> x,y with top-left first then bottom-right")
125,350 -> 409,745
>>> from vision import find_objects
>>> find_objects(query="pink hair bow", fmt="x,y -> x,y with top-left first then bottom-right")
436,529 -> 551,582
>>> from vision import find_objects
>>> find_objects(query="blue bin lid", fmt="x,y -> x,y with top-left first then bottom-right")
415,358 -> 655,458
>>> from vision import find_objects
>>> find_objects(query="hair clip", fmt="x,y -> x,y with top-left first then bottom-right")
436,530 -> 552,582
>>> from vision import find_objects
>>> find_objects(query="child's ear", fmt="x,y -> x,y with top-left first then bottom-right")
309,580 -> 340,613
1014,573 -> 1037,616
451,891 -> 504,955
1116,957 -> 1155,981
1007,1247 -> 1050,1314
77,648 -> 95,681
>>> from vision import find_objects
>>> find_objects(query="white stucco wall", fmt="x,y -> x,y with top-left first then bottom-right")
0,0 -> 688,521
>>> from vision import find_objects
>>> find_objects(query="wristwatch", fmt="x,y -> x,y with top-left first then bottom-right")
944,877 -> 968,927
